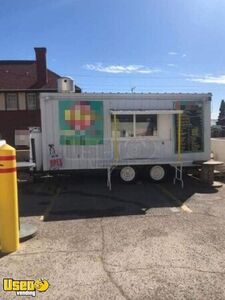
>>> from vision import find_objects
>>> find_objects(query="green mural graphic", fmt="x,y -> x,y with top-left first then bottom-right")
59,100 -> 103,145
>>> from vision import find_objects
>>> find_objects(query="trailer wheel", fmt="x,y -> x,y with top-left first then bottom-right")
120,166 -> 136,183
149,165 -> 166,182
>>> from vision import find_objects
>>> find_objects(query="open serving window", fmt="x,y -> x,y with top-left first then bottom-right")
110,109 -> 183,138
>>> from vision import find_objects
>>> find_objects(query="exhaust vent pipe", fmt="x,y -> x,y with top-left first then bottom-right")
57,77 -> 75,93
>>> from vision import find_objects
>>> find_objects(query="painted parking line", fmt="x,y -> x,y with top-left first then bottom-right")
180,204 -> 192,213
170,207 -> 180,213
40,186 -> 62,221
153,183 -> 192,213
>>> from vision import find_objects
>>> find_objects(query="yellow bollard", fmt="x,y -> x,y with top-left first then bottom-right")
0,144 -> 19,253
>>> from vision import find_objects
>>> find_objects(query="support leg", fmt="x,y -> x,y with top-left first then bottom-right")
107,167 -> 111,190
173,164 -> 184,188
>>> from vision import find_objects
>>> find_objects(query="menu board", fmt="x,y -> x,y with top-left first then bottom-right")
174,102 -> 204,153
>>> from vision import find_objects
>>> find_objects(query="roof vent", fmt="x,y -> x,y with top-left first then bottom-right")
57,77 -> 75,93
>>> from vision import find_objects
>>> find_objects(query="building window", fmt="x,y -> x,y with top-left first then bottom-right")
26,93 -> 38,110
6,93 -> 18,111
111,114 -> 157,138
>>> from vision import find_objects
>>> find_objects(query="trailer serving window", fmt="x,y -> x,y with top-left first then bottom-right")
113,114 -> 134,137
111,111 -> 158,138
136,115 -> 157,137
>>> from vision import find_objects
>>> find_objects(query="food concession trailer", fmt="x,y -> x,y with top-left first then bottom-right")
25,78 -> 211,189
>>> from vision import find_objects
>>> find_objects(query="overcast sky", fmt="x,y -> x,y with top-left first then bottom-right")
1,0 -> 225,118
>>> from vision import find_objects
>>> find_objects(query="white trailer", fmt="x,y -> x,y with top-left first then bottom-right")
30,89 -> 211,188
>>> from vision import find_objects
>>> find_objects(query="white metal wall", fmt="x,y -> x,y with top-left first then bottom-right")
211,138 -> 225,159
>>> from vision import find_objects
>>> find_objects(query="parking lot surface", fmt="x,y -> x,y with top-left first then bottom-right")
1,172 -> 225,299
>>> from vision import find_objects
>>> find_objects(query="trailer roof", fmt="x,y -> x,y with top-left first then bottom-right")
40,92 -> 212,101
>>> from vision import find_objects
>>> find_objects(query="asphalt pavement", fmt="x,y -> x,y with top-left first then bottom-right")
0,172 -> 225,299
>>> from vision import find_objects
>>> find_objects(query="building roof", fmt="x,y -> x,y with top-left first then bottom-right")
0,60 -> 81,92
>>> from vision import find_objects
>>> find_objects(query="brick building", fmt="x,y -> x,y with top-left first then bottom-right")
0,47 -> 81,146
